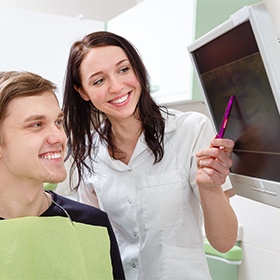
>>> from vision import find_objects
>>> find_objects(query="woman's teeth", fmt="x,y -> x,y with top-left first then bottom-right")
111,94 -> 128,104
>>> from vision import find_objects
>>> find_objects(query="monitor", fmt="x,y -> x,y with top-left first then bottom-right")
188,3 -> 280,208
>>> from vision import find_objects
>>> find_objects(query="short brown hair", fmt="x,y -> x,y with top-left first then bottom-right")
0,71 -> 57,127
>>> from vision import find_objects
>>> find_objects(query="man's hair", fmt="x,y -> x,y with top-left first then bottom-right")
0,71 -> 57,126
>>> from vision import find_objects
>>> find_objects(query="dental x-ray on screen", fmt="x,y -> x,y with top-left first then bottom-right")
188,3 -> 280,208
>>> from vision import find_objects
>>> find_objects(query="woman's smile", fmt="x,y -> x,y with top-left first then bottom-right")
110,93 -> 130,105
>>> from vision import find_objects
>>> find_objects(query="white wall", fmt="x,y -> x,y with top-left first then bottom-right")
107,0 -> 195,105
263,0 -> 280,37
0,8 -> 104,104
2,2 -> 280,279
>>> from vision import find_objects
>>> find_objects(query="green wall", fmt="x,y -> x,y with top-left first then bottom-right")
192,0 -> 261,101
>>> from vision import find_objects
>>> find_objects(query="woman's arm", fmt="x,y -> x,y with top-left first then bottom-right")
79,183 -> 100,208
196,138 -> 238,252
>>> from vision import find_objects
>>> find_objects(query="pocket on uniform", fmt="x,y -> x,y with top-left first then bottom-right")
141,170 -> 184,230
163,246 -> 211,280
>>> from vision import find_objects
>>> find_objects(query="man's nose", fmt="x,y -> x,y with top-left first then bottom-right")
46,125 -> 67,145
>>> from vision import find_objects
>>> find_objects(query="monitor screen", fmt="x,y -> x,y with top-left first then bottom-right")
188,3 -> 280,207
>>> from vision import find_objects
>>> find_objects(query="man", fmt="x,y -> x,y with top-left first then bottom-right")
0,71 -> 125,279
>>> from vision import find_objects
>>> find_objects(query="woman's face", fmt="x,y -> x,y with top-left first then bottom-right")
78,45 -> 142,122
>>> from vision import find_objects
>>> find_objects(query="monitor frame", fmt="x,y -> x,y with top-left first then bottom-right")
188,3 -> 280,208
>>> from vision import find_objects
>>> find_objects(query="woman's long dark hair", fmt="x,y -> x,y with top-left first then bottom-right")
62,31 -> 168,190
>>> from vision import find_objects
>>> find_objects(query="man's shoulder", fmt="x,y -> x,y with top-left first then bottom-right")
53,192 -> 109,227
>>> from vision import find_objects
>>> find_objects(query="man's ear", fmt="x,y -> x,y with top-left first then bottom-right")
74,85 -> 90,101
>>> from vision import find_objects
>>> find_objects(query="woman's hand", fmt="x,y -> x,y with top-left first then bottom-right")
196,138 -> 234,189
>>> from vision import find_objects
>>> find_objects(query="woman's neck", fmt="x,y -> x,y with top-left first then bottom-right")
109,117 -> 143,164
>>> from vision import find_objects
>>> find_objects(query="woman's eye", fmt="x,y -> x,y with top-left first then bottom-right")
93,78 -> 104,85
119,67 -> 129,74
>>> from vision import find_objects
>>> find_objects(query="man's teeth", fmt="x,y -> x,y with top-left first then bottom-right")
39,153 -> 61,159
111,94 -> 128,104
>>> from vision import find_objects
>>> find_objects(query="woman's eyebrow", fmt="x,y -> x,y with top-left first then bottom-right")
87,59 -> 129,81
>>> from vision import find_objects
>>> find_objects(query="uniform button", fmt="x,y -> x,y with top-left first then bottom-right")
128,199 -> 133,204
133,232 -> 138,237
131,263 -> 136,268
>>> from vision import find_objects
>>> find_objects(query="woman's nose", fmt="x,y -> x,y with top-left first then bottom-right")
108,76 -> 123,94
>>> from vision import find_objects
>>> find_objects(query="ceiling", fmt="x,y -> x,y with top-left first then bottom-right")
0,0 -> 142,21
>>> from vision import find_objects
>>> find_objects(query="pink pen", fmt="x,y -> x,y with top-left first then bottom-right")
215,95 -> 235,139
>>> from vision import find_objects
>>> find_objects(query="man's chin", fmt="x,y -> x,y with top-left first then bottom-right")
45,171 -> 67,184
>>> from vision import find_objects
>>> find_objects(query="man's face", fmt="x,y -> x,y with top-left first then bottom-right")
0,91 -> 67,185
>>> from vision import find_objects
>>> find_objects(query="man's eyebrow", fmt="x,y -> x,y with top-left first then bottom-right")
23,115 -> 46,123
23,112 -> 64,123
58,111 -> 64,118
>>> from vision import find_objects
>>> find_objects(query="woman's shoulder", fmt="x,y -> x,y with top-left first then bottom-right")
163,108 -> 211,130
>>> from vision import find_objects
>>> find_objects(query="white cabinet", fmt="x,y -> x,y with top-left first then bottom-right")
0,8 -> 104,104
107,0 -> 195,105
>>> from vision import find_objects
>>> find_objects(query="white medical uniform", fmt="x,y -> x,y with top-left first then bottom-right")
79,110 -> 231,280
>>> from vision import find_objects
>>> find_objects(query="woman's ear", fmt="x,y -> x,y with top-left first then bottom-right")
74,85 -> 90,101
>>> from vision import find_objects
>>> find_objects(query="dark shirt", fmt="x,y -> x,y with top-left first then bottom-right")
0,191 -> 125,280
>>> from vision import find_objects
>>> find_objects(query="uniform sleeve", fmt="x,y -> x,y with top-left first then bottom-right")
222,176 -> 233,191
77,163 -> 101,208
78,180 -> 100,208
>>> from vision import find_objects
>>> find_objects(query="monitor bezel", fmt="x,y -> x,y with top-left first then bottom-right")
188,3 -> 280,208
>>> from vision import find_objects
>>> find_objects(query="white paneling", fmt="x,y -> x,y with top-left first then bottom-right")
238,243 -> 280,280
231,195 -> 280,278
231,195 -> 280,252
0,8 -> 104,104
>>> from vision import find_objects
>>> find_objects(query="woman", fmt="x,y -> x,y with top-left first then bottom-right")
63,31 -> 238,280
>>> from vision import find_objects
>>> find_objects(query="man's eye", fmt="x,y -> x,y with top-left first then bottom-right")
56,119 -> 64,126
32,122 -> 42,127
